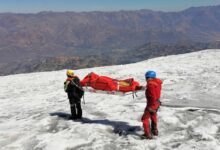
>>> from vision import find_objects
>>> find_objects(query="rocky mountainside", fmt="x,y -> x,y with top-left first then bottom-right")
119,41 -> 220,64
1,41 -> 220,76
0,5 -> 220,75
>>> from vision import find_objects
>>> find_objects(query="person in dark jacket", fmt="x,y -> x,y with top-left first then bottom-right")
64,70 -> 84,119
141,71 -> 162,139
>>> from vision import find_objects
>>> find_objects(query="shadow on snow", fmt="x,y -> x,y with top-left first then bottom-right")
49,112 -> 142,136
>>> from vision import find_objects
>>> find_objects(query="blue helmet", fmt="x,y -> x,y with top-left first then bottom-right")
145,71 -> 156,78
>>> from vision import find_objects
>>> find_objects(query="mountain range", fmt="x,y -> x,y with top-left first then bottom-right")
0,5 -> 220,75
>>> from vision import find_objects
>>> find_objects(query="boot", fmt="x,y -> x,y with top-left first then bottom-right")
151,129 -> 158,136
140,133 -> 153,140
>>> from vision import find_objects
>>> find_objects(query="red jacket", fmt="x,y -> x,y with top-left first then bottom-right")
145,78 -> 162,110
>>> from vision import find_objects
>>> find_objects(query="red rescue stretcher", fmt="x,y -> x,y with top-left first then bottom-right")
80,72 -> 145,96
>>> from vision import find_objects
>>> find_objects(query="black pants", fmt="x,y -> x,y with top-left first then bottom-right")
69,98 -> 82,119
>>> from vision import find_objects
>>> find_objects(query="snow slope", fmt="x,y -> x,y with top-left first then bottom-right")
0,49 -> 220,150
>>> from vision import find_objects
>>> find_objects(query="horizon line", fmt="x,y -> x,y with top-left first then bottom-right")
0,4 -> 219,14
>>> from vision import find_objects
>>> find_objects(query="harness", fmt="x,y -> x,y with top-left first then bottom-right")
146,99 -> 161,113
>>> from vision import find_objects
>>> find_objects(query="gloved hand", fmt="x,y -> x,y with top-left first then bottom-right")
136,86 -> 144,90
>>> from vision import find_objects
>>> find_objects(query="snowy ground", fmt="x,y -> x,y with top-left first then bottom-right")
0,49 -> 220,150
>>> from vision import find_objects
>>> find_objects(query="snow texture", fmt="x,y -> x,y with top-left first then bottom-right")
0,49 -> 220,150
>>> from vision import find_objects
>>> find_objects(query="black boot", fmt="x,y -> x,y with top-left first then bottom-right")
151,129 -> 158,136
140,133 -> 153,140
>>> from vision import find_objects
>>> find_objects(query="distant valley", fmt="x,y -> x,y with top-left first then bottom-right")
0,5 -> 220,75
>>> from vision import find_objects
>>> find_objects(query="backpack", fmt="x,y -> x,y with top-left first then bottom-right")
64,76 -> 84,99
71,77 -> 84,99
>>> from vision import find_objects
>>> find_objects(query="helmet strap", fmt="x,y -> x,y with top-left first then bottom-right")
67,75 -> 74,78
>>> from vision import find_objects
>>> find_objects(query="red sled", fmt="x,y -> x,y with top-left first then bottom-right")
80,72 -> 143,95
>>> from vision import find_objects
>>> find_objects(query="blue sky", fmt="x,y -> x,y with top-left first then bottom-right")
0,0 -> 220,13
